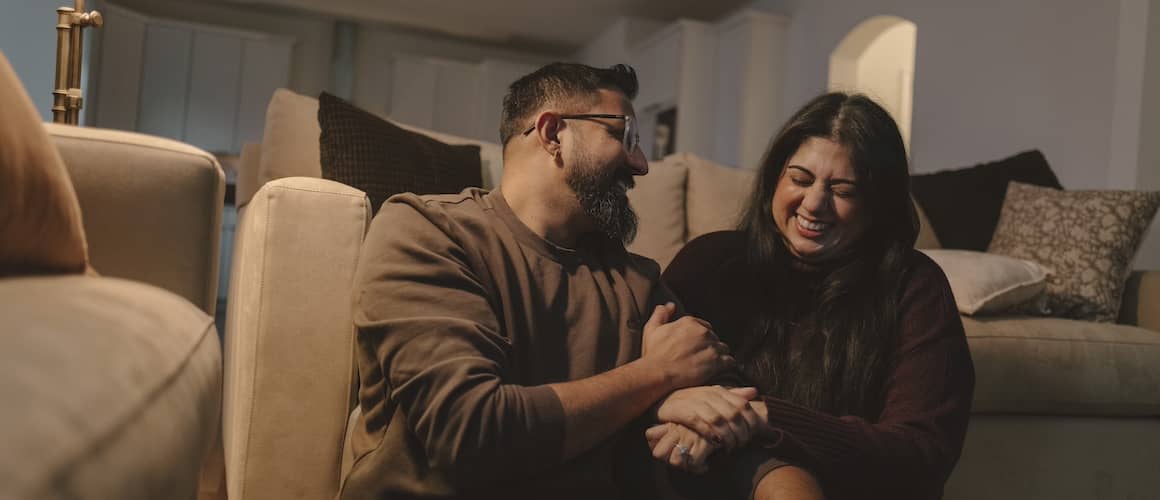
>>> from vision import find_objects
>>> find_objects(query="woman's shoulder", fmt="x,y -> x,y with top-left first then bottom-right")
900,248 -> 952,291
661,231 -> 748,311
676,230 -> 746,261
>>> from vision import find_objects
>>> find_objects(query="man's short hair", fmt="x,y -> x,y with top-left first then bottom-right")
500,63 -> 638,146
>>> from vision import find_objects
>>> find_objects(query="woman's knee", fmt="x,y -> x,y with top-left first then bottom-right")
754,466 -> 824,500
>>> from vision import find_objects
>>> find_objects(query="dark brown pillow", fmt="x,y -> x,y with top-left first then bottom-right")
910,150 -> 1062,251
317,92 -> 482,213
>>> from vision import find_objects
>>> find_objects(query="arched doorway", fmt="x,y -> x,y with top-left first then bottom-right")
828,16 -> 917,152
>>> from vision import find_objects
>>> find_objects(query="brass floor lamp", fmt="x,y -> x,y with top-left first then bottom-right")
52,0 -> 102,125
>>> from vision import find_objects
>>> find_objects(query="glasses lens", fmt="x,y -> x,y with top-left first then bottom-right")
624,116 -> 639,152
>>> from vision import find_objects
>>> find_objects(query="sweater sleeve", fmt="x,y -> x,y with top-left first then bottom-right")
353,197 -> 566,488
756,253 -> 975,497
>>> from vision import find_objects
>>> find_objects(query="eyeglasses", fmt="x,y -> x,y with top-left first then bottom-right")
522,114 -> 640,154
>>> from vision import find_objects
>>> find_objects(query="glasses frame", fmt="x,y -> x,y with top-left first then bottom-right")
522,113 -> 639,154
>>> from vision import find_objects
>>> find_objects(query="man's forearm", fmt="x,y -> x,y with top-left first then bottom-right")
549,358 -> 673,459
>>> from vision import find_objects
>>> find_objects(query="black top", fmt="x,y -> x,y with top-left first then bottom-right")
663,231 -> 975,500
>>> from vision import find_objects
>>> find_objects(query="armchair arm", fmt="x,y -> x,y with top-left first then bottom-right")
223,177 -> 370,500
48,124 -> 224,314
1119,270 -> 1160,332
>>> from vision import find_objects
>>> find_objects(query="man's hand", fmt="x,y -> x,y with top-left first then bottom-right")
656,386 -> 764,451
641,303 -> 735,389
646,423 -> 717,474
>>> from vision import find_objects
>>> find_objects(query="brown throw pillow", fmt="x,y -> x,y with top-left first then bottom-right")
987,182 -> 1160,322
911,150 -> 1063,251
317,92 -> 482,213
0,50 -> 89,277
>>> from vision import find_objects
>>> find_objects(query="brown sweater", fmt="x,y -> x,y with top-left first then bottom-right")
340,189 -> 674,500
662,231 -> 975,500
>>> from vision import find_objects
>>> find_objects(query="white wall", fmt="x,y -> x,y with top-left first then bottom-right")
1133,0 -> 1160,268
755,0 -> 1120,187
851,21 -> 916,150
752,0 -> 1160,269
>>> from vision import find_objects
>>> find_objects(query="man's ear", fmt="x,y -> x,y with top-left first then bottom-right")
534,112 -> 563,157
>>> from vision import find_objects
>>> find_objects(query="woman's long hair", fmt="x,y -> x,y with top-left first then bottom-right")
735,92 -> 918,418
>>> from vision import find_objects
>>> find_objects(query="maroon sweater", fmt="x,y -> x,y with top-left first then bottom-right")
662,231 -> 975,500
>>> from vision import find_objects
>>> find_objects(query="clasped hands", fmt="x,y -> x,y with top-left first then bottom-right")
647,386 -> 769,474
640,303 -> 770,474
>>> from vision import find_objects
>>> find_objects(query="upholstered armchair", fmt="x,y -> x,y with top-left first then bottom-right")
0,49 -> 225,500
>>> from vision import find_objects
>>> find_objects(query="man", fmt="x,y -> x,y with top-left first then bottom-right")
338,63 -> 739,499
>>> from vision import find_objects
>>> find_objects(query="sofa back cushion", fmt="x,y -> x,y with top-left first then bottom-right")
684,153 -> 757,240
627,155 -> 688,268
0,51 -> 89,277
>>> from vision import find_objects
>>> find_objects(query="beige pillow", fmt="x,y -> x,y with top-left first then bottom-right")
257,89 -> 323,185
920,249 -> 1048,315
684,153 -> 757,240
0,51 -> 89,277
988,182 -> 1160,321
626,156 -> 688,268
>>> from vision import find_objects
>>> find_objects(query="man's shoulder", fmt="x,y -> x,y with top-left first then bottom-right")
623,250 -> 663,282
380,188 -> 491,220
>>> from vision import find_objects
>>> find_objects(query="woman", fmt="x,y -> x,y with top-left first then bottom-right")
647,93 -> 975,500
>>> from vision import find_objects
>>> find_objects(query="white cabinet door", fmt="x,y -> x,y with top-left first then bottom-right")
92,3 -> 146,131
432,61 -> 481,140
234,38 -> 292,151
186,31 -> 242,153
390,57 -> 439,130
137,24 -> 192,141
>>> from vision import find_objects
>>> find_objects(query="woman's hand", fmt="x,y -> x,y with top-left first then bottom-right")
655,385 -> 765,451
646,423 -> 717,474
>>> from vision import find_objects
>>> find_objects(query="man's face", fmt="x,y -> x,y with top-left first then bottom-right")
564,89 -> 649,244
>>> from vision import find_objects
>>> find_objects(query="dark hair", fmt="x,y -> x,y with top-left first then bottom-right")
736,92 -> 918,418
499,62 -> 638,146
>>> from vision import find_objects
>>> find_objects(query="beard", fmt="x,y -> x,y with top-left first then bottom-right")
565,149 -> 639,245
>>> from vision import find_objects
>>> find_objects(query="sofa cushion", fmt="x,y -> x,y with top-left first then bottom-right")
684,153 -> 756,240
258,88 -> 323,185
627,155 -> 688,268
963,315 -> 1160,416
0,276 -> 221,500
911,150 -> 1062,251
236,142 -> 263,208
921,249 -> 1048,315
318,92 -> 481,213
988,182 -> 1160,322
0,51 -> 89,277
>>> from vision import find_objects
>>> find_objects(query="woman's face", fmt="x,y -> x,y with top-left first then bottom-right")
770,136 -> 869,263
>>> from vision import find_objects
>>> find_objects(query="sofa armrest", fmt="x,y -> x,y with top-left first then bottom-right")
1119,270 -> 1160,332
223,177 -> 370,500
47,124 -> 225,315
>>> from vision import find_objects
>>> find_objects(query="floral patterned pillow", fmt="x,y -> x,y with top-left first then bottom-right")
987,182 -> 1160,322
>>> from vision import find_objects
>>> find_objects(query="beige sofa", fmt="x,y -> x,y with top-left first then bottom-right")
222,89 -> 1160,500
2,124 -> 225,500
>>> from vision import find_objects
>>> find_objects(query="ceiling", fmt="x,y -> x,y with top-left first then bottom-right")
217,0 -> 752,50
